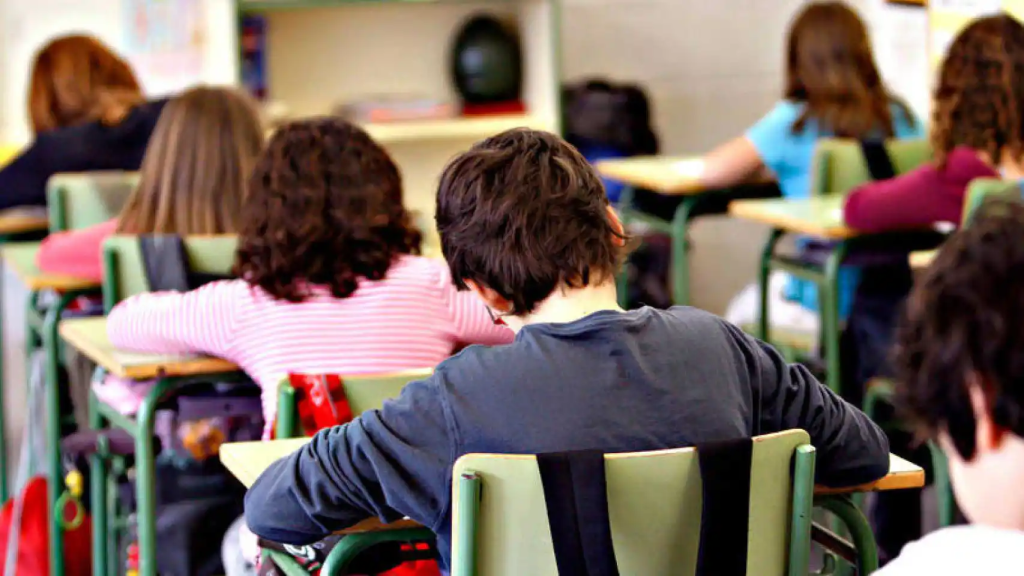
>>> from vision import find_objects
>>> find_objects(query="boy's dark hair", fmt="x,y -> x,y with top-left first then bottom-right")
931,14 -> 1024,167
235,118 -> 421,302
895,199 -> 1024,460
435,128 -> 625,315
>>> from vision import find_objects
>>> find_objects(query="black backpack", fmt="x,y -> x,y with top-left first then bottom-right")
562,79 -> 658,156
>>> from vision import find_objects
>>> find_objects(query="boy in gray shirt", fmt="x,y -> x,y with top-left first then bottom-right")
245,128 -> 889,569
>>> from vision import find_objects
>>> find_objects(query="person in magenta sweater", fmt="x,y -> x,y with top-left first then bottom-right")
35,86 -> 265,281
840,14 -> 1024,563
844,14 -> 1024,231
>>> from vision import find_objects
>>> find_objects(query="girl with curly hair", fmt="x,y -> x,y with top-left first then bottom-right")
844,14 -> 1024,230
104,117 -> 513,434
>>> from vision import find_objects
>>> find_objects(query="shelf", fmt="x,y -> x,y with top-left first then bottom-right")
360,113 -> 550,144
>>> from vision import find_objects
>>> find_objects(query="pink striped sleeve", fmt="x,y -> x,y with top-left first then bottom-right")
434,263 -> 514,346
106,279 -> 245,357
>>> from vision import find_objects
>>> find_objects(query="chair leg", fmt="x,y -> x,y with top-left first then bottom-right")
929,443 -> 956,527
816,494 -> 879,576
89,390 -> 109,576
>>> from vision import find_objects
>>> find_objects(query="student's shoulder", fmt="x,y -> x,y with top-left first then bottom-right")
746,101 -> 806,146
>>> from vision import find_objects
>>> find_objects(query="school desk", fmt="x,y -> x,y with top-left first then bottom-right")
728,195 -> 944,396
222,438 -> 923,574
59,316 -> 242,576
595,156 -> 776,306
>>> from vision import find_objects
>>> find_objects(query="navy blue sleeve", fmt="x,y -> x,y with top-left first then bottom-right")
244,375 -> 456,545
0,138 -> 55,210
720,320 -> 890,487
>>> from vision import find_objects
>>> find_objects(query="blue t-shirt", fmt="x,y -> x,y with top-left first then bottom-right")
745,101 -> 925,316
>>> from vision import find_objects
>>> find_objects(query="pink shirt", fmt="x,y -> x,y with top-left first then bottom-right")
106,255 -> 514,432
36,218 -> 118,282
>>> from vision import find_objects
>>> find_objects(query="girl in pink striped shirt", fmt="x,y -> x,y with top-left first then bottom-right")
104,118 -> 513,433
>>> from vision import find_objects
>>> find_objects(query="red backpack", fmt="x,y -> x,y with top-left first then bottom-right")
0,476 -> 91,576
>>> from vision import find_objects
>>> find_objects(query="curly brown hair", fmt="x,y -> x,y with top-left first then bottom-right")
931,14 -> 1024,167
235,118 -> 421,302
895,198 -> 1024,460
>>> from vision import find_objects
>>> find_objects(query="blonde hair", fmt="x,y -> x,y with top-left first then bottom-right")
117,86 -> 265,235
29,35 -> 144,134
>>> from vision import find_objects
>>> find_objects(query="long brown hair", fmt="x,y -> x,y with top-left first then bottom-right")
931,14 -> 1024,167
117,86 -> 264,235
784,1 -> 911,137
28,35 -> 144,134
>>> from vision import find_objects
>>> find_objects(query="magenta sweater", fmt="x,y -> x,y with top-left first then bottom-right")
843,147 -> 998,232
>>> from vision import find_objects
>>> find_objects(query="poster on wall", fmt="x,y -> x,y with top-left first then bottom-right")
929,0 -> 1003,68
123,0 -> 205,95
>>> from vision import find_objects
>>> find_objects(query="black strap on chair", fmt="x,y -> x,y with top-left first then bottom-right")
859,140 -> 897,182
695,438 -> 753,576
537,450 -> 620,576
139,235 -> 228,292
537,439 -> 754,576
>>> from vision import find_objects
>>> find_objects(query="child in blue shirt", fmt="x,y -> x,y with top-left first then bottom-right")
701,1 -> 924,327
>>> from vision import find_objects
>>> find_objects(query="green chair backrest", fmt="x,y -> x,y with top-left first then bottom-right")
961,178 -> 1023,226
101,234 -> 238,311
275,369 -> 432,438
810,138 -> 931,196
451,429 -> 814,576
46,172 -> 139,232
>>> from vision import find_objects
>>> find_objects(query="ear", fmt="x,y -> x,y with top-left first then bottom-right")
968,375 -> 1005,455
464,279 -> 513,314
607,205 -> 626,247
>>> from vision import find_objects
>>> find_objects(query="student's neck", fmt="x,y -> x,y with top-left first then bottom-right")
504,282 -> 622,332
975,436 -> 1024,531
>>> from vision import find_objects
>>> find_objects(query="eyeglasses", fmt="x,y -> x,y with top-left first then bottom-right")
485,305 -> 508,326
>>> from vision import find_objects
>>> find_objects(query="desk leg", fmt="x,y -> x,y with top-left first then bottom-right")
822,243 -> 848,395
43,290 -> 88,576
88,389 -> 108,576
0,256 -> 7,504
615,187 -> 635,309
135,378 -> 175,576
670,198 -> 698,306
757,229 -> 785,343
816,494 -> 879,575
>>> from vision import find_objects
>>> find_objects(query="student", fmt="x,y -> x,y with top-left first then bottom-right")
879,199 -> 1024,574
35,85 -> 264,282
844,14 -> 1024,231
104,117 -> 513,433
707,1 -> 924,330
841,14 -> 1024,561
0,35 -> 166,210
242,128 -> 890,569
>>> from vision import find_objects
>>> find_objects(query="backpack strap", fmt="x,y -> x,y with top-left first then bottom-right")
537,450 -> 620,576
859,140 -> 897,181
695,438 -> 753,576
139,235 -> 192,292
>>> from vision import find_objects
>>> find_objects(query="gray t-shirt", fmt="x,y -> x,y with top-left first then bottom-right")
245,306 -> 889,568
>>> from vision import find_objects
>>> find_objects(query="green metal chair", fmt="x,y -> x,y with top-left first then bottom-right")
82,234 -> 240,576
445,429 -> 816,576
267,369 -> 437,575
46,171 -> 139,232
960,177 -> 1023,226
757,138 -> 940,395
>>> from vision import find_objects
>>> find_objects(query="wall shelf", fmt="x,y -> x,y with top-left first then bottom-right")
362,113 -> 547,144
